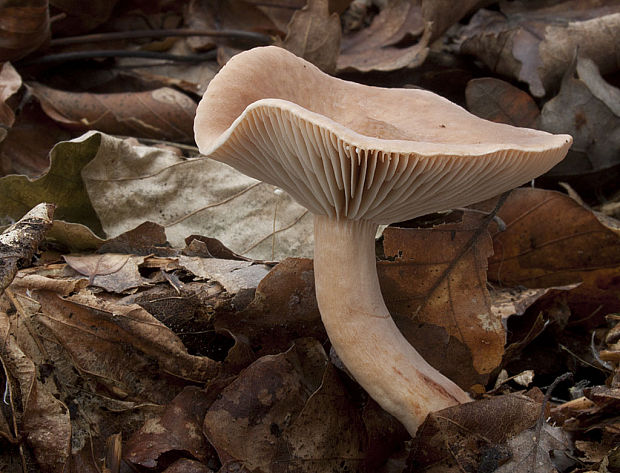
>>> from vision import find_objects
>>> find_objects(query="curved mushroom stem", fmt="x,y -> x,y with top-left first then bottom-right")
313,214 -> 471,435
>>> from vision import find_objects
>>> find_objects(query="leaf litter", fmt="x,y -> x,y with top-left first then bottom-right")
0,0 -> 619,472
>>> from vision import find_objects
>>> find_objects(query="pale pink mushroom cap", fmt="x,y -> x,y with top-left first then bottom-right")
194,46 -> 572,224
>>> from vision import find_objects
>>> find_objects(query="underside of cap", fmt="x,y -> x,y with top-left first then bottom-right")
195,46 -> 572,224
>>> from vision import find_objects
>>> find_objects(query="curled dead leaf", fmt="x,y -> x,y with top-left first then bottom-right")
459,2 -> 620,97
28,83 -> 197,142
337,0 -> 430,72
0,311 -> 71,472
540,56 -> 620,182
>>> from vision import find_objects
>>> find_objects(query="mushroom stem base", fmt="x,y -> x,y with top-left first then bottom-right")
313,215 -> 471,435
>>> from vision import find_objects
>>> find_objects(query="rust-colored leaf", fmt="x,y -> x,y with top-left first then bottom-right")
0,0 -> 49,62
28,83 -> 197,142
466,77 -> 540,128
282,0 -> 341,74
485,188 -> 620,320
381,212 -> 502,384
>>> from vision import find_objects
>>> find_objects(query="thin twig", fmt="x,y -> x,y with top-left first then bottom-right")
49,28 -> 272,47
17,50 -> 217,67
532,372 -> 573,471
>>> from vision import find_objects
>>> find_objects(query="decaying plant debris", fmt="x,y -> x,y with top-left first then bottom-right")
0,1 -> 619,472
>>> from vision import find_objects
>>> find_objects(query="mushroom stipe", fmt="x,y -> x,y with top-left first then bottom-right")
194,46 -> 572,435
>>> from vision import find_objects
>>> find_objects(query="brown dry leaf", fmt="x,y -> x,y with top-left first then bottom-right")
0,62 -> 21,141
553,386 -> 620,434
381,212 -> 502,385
540,56 -> 620,181
203,338 -> 368,472
0,0 -> 49,62
485,188 -> 620,320
409,392 -> 542,472
124,387 -> 216,469
98,221 -> 172,256
282,0 -> 341,74
27,289 -> 219,393
420,0 -> 484,42
490,287 -> 559,323
63,253 -> 130,279
28,83 -> 197,143
465,77 -> 540,128
214,258 -> 325,356
0,310 -> 71,472
459,2 -> 620,97
337,0 -> 481,73
2,289 -> 169,472
0,98 -> 72,177
337,0 -> 430,72
63,254 -> 151,292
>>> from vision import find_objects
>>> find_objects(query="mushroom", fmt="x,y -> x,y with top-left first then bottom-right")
194,46 -> 572,435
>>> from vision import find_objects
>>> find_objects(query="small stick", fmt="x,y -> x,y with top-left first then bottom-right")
49,28 -> 273,48
0,203 -> 55,295
18,50 -> 217,67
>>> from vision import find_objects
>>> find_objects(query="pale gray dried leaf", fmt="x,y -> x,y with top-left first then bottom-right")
177,256 -> 271,294
459,3 -> 620,97
63,254 -> 150,292
495,423 -> 573,473
79,132 -> 313,260
540,56 -> 620,176
63,254 -> 130,279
